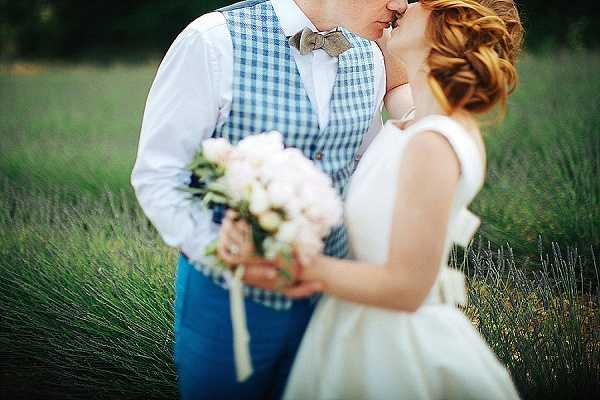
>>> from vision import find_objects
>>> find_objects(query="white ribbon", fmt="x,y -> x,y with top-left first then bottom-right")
438,267 -> 468,307
450,208 -> 481,248
437,207 -> 480,307
226,266 -> 253,382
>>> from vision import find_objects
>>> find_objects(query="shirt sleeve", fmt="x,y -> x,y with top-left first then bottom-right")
131,19 -> 228,265
355,42 -> 387,163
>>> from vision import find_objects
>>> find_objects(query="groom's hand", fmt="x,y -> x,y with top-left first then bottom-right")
242,263 -> 278,290
242,260 -> 302,291
217,210 -> 303,291
282,281 -> 324,299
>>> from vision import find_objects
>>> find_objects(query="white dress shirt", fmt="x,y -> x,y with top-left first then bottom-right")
131,0 -> 386,264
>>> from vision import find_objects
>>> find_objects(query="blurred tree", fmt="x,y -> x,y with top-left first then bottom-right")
0,0 -> 232,59
1,0 -> 599,59
521,1 -> 600,49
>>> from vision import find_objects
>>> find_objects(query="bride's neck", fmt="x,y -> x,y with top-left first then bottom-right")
407,65 -> 447,122
407,65 -> 477,130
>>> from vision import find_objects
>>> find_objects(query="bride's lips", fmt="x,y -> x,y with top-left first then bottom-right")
379,11 -> 404,29
390,13 -> 404,29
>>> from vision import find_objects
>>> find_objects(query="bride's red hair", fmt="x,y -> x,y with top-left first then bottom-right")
421,0 -> 524,118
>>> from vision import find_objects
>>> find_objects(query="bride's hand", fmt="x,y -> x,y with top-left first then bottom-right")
376,28 -> 409,92
376,28 -> 414,120
281,256 -> 326,299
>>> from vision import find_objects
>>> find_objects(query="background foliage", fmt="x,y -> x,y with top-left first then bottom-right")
1,0 -> 600,59
1,0 -> 599,398
0,48 -> 598,399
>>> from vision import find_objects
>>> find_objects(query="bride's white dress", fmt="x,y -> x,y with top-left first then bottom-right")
284,115 -> 520,400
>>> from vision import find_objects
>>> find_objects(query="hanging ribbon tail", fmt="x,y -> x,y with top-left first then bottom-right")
439,208 -> 479,307
228,266 -> 253,382
439,267 -> 468,307
451,208 -> 481,248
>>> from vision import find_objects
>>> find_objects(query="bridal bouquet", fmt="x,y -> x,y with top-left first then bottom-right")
188,131 -> 343,276
186,132 -> 342,382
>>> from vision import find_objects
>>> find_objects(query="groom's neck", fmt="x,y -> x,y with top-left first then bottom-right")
294,0 -> 340,32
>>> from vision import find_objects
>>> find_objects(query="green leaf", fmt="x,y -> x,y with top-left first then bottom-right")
204,240 -> 219,257
202,192 -> 228,208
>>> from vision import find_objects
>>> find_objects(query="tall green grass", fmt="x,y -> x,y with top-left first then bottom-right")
475,51 -> 600,263
0,62 -> 156,197
0,182 -> 177,398
1,53 -> 599,398
1,182 -> 597,398
455,242 -> 600,399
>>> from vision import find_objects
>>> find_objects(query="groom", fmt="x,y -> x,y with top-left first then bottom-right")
131,0 -> 408,398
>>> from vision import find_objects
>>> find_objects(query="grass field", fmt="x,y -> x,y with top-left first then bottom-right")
1,51 -> 599,399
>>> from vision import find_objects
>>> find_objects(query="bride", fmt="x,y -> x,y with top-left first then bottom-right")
221,0 -> 524,398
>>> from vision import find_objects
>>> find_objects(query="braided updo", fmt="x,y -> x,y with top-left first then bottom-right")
421,0 -> 524,117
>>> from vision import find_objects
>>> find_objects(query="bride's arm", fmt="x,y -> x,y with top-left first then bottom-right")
376,28 -> 414,120
287,131 -> 461,312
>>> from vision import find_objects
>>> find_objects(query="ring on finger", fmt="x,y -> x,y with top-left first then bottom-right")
228,244 -> 241,256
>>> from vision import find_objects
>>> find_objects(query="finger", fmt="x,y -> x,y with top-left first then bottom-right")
236,220 -> 252,239
243,265 -> 278,282
223,217 -> 250,244
221,220 -> 246,250
218,224 -> 236,259
225,225 -> 245,245
282,282 -> 324,299
223,211 -> 233,226
222,234 -> 252,263
220,217 -> 233,239
226,209 -> 239,222
238,225 -> 255,253
230,220 -> 251,245
217,240 -> 235,265
275,263 -> 301,285
221,248 -> 240,266
246,256 -> 277,268
218,233 -> 246,265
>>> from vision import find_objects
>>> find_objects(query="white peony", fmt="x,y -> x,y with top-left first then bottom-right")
294,225 -> 324,266
225,160 -> 257,202
303,188 -> 343,229
205,130 -> 343,265
249,182 -> 270,215
203,138 -> 233,165
266,181 -> 295,209
258,211 -> 283,232
276,220 -> 301,243
237,131 -> 284,167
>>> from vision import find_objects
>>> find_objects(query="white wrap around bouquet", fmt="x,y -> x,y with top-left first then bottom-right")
186,132 -> 343,381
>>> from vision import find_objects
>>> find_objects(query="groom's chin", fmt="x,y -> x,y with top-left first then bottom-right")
360,25 -> 386,41
354,30 -> 382,41
367,31 -> 385,41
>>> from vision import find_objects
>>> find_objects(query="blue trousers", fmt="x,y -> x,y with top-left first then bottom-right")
174,255 -> 315,400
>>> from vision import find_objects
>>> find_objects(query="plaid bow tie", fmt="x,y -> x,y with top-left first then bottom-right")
288,27 -> 353,57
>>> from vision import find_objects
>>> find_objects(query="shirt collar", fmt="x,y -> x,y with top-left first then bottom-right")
271,0 -> 336,36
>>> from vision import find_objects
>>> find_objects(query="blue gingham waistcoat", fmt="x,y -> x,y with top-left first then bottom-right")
193,0 -> 376,310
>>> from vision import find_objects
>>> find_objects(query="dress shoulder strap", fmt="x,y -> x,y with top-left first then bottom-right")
408,115 -> 485,204
408,115 -> 485,248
